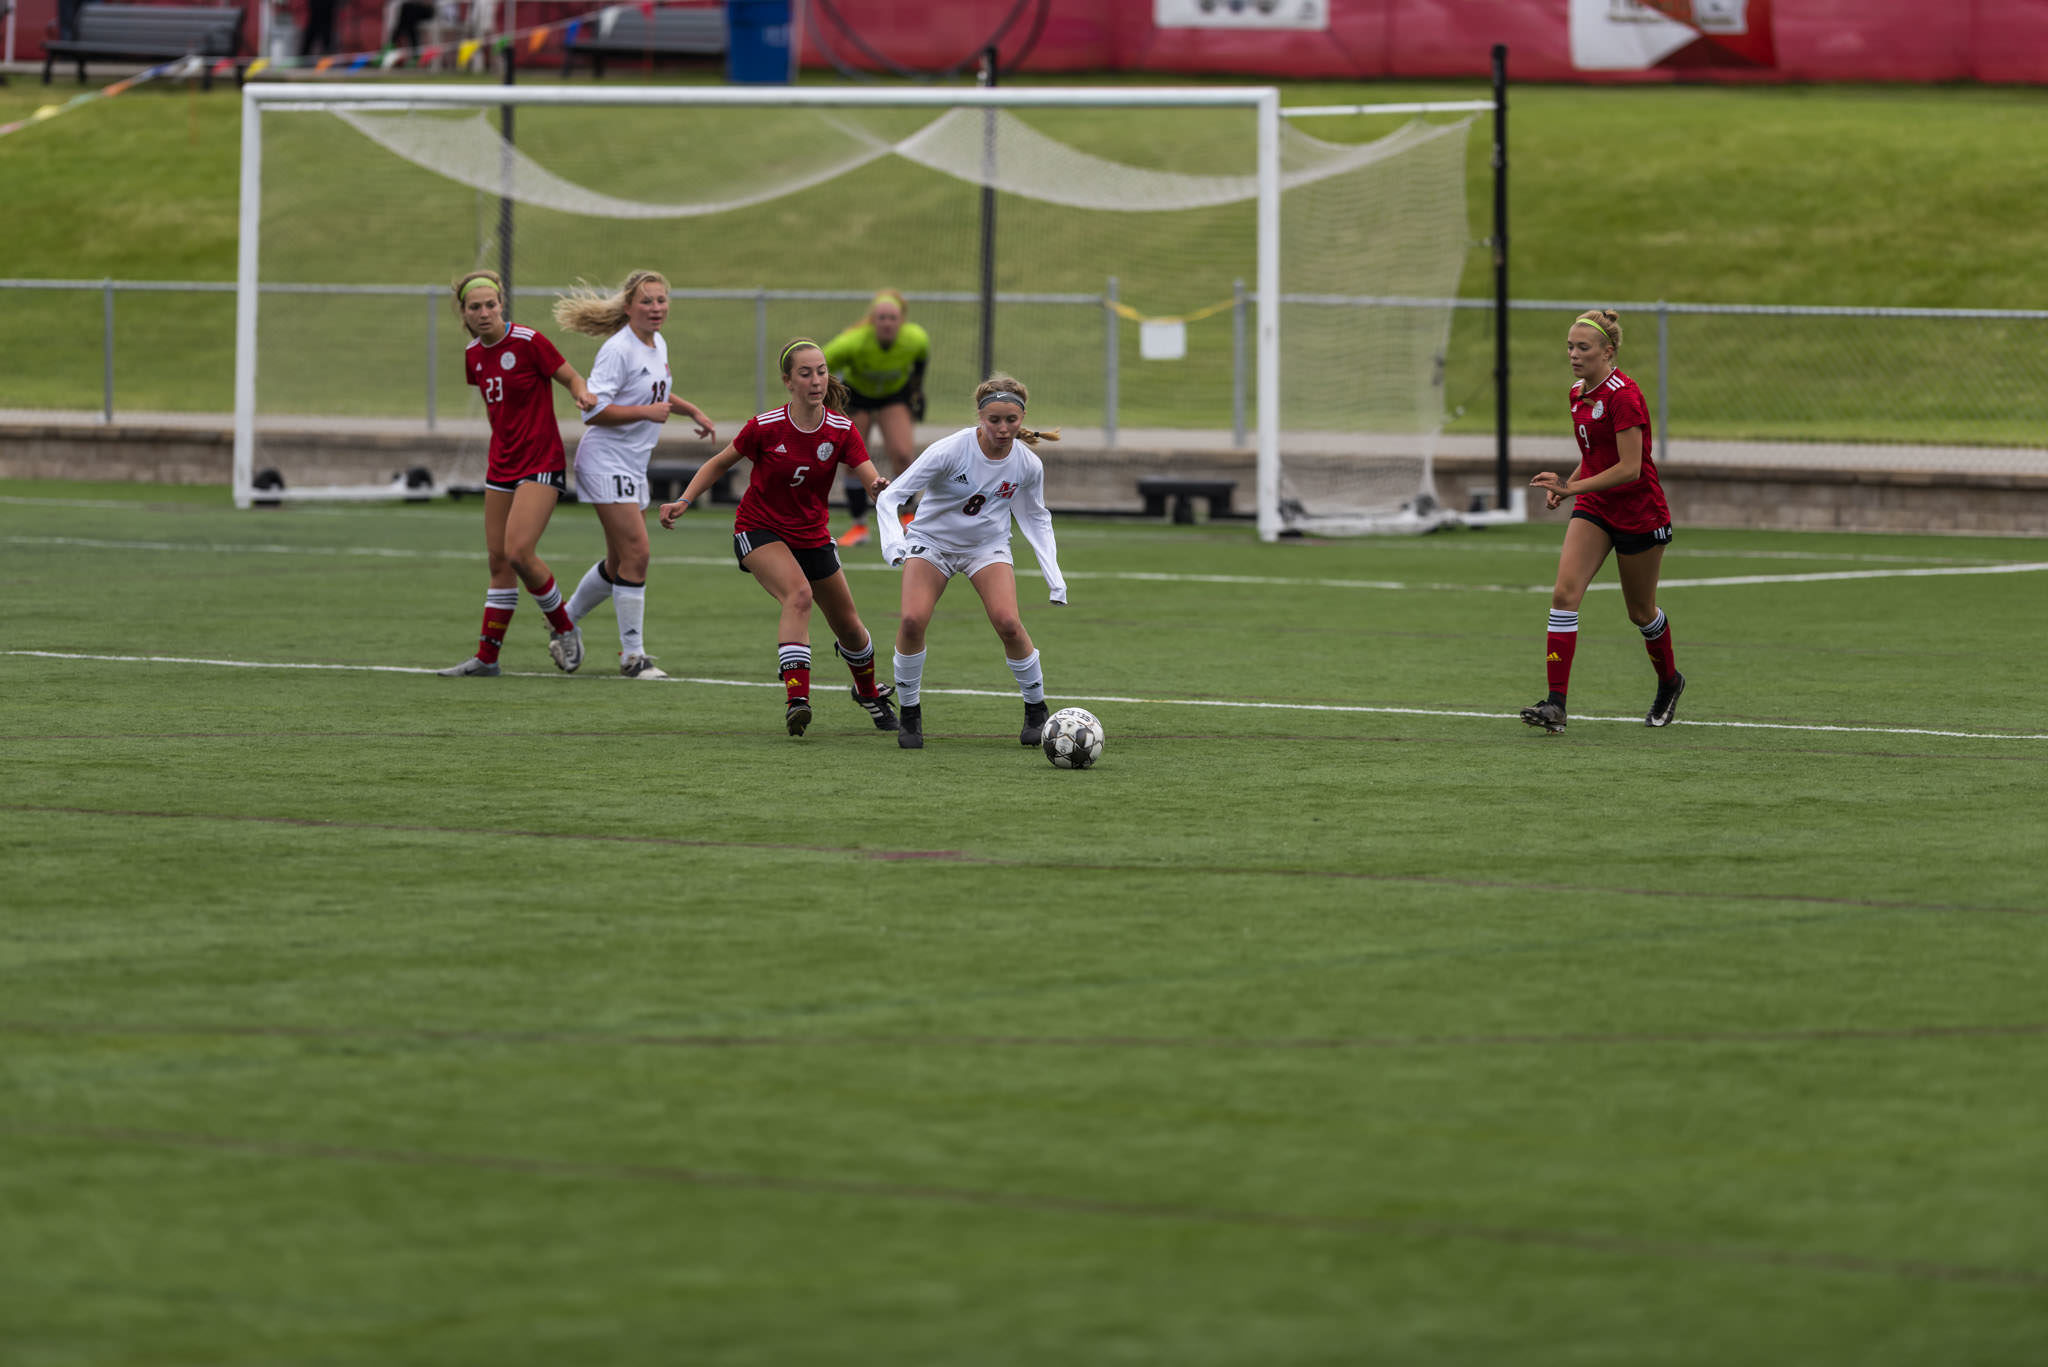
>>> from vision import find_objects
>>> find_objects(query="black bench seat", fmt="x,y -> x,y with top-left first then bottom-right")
44,3 -> 245,89
1137,476 -> 1240,523
562,5 -> 726,77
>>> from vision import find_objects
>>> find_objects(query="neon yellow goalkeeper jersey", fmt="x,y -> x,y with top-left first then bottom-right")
822,322 -> 931,400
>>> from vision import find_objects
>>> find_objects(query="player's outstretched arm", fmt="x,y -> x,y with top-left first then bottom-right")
551,363 -> 598,412
1014,465 -> 1067,605
658,442 -> 744,528
668,394 -> 715,440
875,446 -> 941,566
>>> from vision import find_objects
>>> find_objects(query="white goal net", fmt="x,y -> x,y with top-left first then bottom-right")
235,84 -> 1475,537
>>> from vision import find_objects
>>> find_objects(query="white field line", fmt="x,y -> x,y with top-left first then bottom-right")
9,535 -> 2047,594
8,650 -> 2046,743
0,496 -> 2030,566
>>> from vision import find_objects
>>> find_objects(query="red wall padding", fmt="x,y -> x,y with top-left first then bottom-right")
800,0 -> 2048,84
11,0 -> 2043,81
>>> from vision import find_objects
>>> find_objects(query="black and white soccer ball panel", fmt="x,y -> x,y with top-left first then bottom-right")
1042,706 -> 1104,769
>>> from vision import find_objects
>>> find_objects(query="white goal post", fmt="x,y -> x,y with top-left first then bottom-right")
235,81 -> 1498,536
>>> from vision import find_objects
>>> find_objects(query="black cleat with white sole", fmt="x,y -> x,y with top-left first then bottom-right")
1646,672 -> 1686,727
852,683 -> 899,731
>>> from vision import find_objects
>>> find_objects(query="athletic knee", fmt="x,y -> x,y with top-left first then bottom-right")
1626,602 -> 1661,627
786,584 -> 815,616
1550,587 -> 1586,612
991,615 -> 1028,645
897,619 -> 927,653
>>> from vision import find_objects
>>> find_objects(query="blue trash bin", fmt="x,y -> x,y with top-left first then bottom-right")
725,0 -> 794,84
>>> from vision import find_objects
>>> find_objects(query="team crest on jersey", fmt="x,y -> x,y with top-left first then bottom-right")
1592,399 -> 1605,419
500,353 -> 517,371
817,441 -> 834,460
996,481 -> 1018,499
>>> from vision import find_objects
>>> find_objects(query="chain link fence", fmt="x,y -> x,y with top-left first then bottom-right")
5,279 -> 2045,472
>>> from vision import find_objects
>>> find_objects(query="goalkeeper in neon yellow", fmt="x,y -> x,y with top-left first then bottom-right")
822,289 -> 930,548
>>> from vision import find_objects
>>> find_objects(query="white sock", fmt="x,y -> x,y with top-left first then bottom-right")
1639,608 -> 1668,641
566,559 -> 612,624
614,582 -> 646,657
1547,608 -> 1580,634
1006,649 -> 1044,704
893,647 -> 926,706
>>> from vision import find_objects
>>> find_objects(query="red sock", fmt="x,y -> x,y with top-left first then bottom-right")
1642,610 -> 1678,680
777,642 -> 811,703
841,642 -> 879,698
532,575 -> 575,635
477,592 -> 517,665
1544,609 -> 1579,699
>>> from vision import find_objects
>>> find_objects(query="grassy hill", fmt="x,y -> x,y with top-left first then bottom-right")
2,73 -> 2043,439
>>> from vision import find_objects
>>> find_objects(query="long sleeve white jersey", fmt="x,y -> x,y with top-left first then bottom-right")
877,426 -> 1067,604
574,328 -> 670,467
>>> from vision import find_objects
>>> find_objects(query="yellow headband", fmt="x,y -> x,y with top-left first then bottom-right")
872,291 -> 904,310
1571,315 -> 1613,345
459,276 -> 499,302
780,340 -> 817,366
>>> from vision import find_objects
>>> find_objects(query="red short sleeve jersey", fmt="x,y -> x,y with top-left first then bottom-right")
465,325 -> 568,481
731,407 -> 870,547
1569,368 -> 1669,532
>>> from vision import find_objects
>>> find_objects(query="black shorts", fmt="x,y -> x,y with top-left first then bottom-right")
843,388 -> 909,415
1572,509 -> 1674,556
733,527 -> 842,582
483,469 -> 567,495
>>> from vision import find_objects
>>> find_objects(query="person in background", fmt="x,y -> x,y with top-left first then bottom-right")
821,289 -> 929,549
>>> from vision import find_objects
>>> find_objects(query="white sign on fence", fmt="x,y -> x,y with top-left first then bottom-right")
1155,0 -> 1328,33
1570,0 -> 1775,71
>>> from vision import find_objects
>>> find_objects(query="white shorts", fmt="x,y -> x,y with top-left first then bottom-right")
574,447 -> 651,509
904,541 -> 1013,581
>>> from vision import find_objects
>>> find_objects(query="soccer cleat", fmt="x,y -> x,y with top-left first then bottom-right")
437,656 -> 500,677
1519,698 -> 1567,733
786,697 -> 813,737
620,653 -> 667,680
1646,672 -> 1687,728
1020,699 -> 1050,747
836,522 -> 872,549
548,625 -> 584,674
897,702 -> 923,750
852,682 -> 899,731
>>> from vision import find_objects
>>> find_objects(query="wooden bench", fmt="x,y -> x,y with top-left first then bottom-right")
561,5 -> 725,78
44,3 -> 244,88
1137,476 -> 1239,524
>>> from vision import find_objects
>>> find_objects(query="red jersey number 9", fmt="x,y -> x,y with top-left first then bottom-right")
1577,423 -> 1588,448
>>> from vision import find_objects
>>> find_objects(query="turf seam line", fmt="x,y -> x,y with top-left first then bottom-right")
5,1123 -> 2041,1289
6,652 -> 2046,742
5,803 -> 2043,916
6,1019 -> 2042,1052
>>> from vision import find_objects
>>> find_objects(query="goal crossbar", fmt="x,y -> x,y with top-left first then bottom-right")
233,83 -> 1283,522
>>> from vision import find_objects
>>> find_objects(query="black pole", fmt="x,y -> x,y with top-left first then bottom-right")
499,41 -> 516,319
977,44 -> 997,380
1491,43 -> 1509,514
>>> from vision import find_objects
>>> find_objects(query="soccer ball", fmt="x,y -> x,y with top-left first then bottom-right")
1041,707 -> 1104,770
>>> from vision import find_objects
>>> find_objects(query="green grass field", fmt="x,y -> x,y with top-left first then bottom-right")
3,76 -> 2046,442
4,481 -> 2046,1363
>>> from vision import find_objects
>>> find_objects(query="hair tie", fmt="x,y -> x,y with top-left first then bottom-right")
977,391 -> 1026,410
